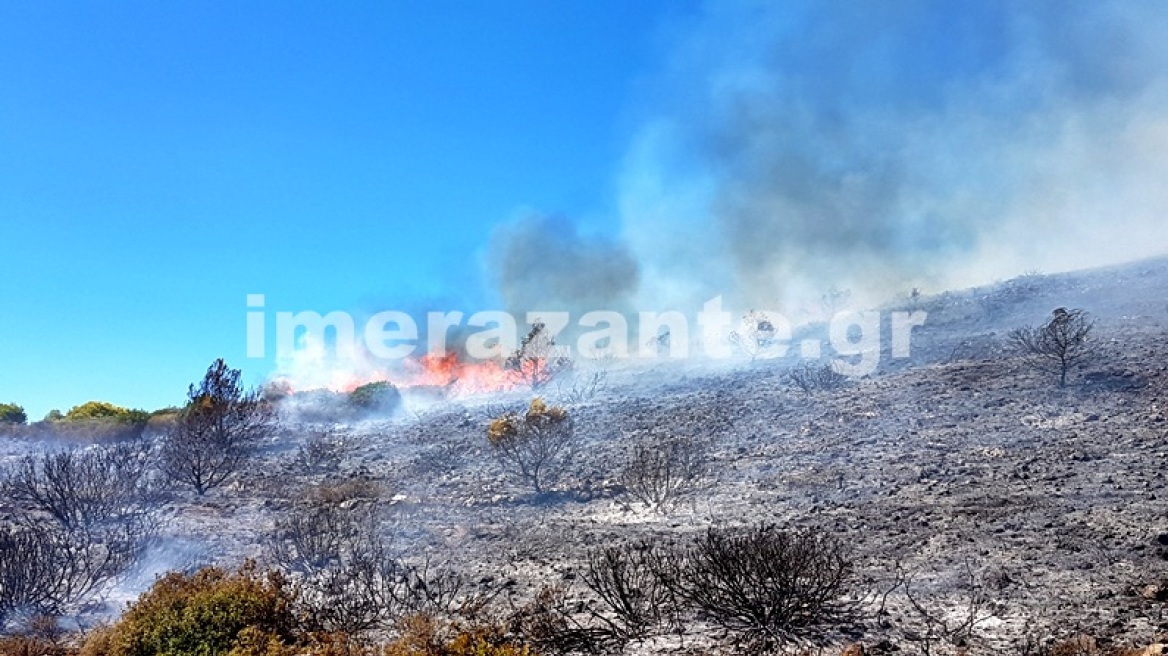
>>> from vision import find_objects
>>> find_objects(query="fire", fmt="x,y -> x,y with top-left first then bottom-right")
282,352 -> 524,398
398,352 -> 523,394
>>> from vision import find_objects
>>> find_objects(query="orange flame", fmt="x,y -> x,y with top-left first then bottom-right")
285,352 -> 524,397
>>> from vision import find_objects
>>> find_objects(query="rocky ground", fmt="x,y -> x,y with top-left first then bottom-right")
6,257 -> 1168,655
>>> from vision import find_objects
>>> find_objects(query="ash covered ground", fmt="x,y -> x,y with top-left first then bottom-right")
5,257 -> 1168,655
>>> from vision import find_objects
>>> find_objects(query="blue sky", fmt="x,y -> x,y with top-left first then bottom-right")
0,2 -> 693,418
6,2 -> 1168,419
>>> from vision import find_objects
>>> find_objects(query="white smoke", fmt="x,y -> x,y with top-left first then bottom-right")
601,0 -> 1168,312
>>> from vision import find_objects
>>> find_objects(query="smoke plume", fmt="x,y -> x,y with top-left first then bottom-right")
501,1 -> 1168,315
489,213 -> 640,314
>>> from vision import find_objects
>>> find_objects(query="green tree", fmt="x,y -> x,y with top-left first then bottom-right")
0,403 -> 26,425
64,401 -> 147,424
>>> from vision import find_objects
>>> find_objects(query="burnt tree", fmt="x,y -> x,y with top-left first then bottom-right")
506,321 -> 572,390
161,359 -> 274,495
1009,307 -> 1095,387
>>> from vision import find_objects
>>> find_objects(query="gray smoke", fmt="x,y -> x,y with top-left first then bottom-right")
486,2 -> 1168,317
615,0 -> 1168,311
489,213 -> 640,314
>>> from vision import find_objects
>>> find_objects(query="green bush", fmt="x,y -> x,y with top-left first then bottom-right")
348,381 -> 401,415
64,401 -> 148,424
0,403 -> 27,425
80,562 -> 300,656
31,401 -> 152,442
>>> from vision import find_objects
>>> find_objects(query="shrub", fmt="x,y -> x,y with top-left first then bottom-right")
3,441 -> 155,531
787,361 -> 849,395
0,525 -> 62,629
269,490 -> 468,637
161,359 -> 275,495
0,633 -> 70,656
0,616 -> 70,656
24,402 -> 152,442
0,517 -> 147,630
64,402 -> 147,424
583,543 -> 673,643
384,614 -> 534,656
348,382 -> 402,416
0,403 -> 27,425
507,585 -> 613,655
619,435 -> 707,512
269,499 -> 397,636
505,322 -> 571,390
1010,307 -> 1096,387
143,409 -> 180,437
659,525 -> 854,649
729,310 -> 780,362
294,430 -> 349,475
79,562 -> 300,656
1,442 -> 156,627
487,399 -> 577,494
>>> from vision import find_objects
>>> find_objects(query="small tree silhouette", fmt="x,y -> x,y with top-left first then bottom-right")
619,435 -> 708,513
506,321 -> 571,389
1009,308 -> 1095,387
161,359 -> 275,495
729,311 -> 778,362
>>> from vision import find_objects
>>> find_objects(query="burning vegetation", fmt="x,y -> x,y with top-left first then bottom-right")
3,262 -> 1168,655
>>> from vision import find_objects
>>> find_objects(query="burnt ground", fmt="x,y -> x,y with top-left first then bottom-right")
7,256 -> 1168,654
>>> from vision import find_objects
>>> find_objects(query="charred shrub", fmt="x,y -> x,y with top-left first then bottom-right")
269,489 -> 469,636
1010,308 -> 1096,387
508,585 -> 610,656
618,436 -> 707,513
537,527 -> 852,651
0,518 -> 152,630
662,525 -> 854,649
787,361 -> 849,395
269,492 -> 397,635
1,441 -> 157,628
4,440 -> 155,531
79,562 -> 300,656
0,525 -> 62,629
161,358 -> 275,496
487,399 -> 577,495
550,366 -> 610,405
582,543 -> 674,644
729,310 -> 780,362
294,429 -> 349,475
